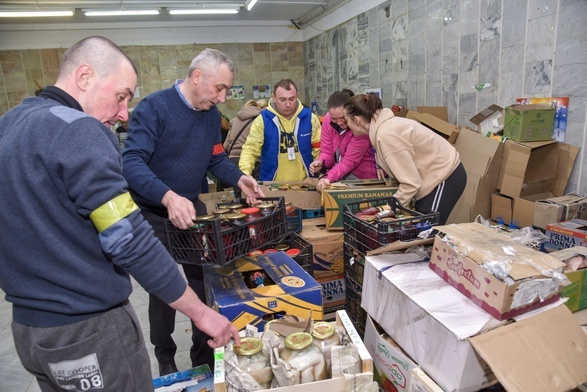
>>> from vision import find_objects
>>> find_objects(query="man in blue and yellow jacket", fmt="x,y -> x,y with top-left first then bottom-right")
239,79 -> 321,181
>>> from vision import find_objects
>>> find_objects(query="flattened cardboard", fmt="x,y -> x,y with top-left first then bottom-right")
396,109 -> 460,144
470,304 -> 587,392
447,128 -> 503,224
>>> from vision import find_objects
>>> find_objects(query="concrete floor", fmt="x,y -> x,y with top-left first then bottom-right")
0,277 -> 193,391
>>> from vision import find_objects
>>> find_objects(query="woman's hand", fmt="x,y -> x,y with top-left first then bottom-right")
309,160 -> 323,176
316,178 -> 331,192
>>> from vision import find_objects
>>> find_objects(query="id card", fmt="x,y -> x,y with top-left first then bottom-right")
287,147 -> 296,160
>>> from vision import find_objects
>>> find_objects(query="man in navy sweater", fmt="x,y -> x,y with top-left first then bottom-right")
122,48 -> 263,375
0,36 -> 240,391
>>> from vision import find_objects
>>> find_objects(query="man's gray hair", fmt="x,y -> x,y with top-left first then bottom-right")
188,48 -> 235,77
57,36 -> 136,81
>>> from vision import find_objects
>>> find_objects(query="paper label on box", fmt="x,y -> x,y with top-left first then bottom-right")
512,278 -> 559,309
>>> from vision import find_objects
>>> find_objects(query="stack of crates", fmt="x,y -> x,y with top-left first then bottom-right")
342,197 -> 439,337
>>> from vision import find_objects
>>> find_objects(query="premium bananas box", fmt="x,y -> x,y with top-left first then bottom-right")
203,252 -> 323,331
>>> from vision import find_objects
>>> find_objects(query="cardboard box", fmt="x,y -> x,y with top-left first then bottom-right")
323,183 -> 398,230
544,219 -> 587,252
430,223 -> 565,320
498,140 -> 579,198
315,273 -> 346,314
409,368 -> 444,392
469,104 -> 504,135
397,109 -> 460,144
447,128 -> 503,224
416,106 -> 449,122
503,104 -> 555,142
534,194 -> 587,230
491,192 -> 557,228
548,247 -> 587,312
203,252 -> 323,331
259,181 -> 321,210
199,189 -> 236,214
213,309 -> 374,392
365,316 -> 418,392
361,255 -> 587,392
300,224 -> 344,277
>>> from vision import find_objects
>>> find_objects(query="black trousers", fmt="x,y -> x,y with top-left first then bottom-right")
415,162 -> 467,225
141,209 -> 214,371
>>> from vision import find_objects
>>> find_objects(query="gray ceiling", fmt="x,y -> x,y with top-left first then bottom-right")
0,0 -> 343,27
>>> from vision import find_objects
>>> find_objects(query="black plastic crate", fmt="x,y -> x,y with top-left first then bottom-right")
286,207 -> 302,233
344,243 -> 366,287
259,232 -> 313,276
345,284 -> 366,338
165,197 -> 287,265
343,197 -> 439,255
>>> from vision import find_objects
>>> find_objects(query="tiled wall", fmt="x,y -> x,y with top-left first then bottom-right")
0,42 -> 305,119
304,0 -> 587,194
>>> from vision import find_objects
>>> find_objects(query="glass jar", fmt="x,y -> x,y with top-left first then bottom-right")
285,202 -> 296,216
192,215 -> 215,261
257,203 -> 275,217
311,321 -> 340,376
228,204 -> 244,214
212,208 -> 231,218
233,337 -> 273,389
280,332 -> 327,384
274,243 -> 290,252
224,213 -> 249,260
286,248 -> 301,258
241,207 -> 263,248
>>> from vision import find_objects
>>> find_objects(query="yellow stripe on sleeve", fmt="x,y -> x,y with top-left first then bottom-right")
89,192 -> 139,233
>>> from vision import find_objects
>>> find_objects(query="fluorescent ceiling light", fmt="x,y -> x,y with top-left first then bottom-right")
0,10 -> 74,17
245,0 -> 258,11
84,9 -> 160,16
168,9 -> 239,15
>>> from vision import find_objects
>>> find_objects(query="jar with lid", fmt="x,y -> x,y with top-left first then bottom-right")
228,203 -> 244,214
224,213 -> 248,260
285,202 -> 297,216
280,332 -> 327,384
192,215 -> 215,261
233,337 -> 273,389
311,321 -> 340,376
241,207 -> 263,248
257,203 -> 275,217
274,243 -> 290,252
212,208 -> 231,219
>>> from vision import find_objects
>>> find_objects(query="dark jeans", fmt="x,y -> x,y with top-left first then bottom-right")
415,162 -> 467,225
141,209 -> 214,371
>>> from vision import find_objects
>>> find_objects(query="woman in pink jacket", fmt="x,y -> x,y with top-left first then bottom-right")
309,90 -> 379,191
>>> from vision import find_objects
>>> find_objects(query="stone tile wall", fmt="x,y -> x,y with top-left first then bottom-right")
0,42 -> 305,119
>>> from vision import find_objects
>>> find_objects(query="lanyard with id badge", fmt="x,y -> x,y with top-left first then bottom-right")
279,119 -> 297,161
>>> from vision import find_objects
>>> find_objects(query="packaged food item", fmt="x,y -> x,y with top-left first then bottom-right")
233,337 -> 273,389
311,321 -> 340,376
212,208 -> 231,218
280,332 -> 327,384
257,203 -> 276,216
241,207 -> 263,248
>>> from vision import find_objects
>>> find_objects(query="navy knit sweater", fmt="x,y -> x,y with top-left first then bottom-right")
122,85 -> 243,215
0,87 -> 186,327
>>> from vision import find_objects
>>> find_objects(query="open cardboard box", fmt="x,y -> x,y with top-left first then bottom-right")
213,309 -> 374,392
498,140 -> 579,198
203,252 -> 323,331
259,180 -> 321,210
362,255 -> 587,392
548,246 -> 587,312
430,223 -> 565,320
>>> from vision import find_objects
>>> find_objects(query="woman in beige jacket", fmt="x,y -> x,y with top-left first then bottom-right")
343,93 -> 466,224
224,99 -> 268,166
